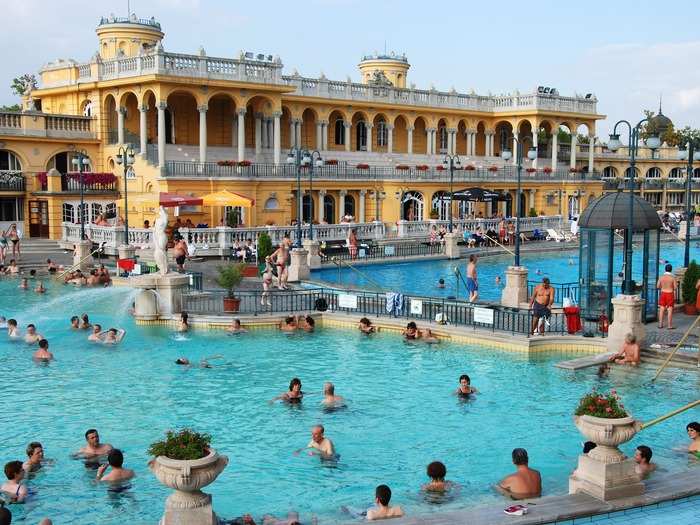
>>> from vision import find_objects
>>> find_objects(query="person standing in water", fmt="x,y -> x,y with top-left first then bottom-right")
656,263 -> 676,329
466,255 -> 478,302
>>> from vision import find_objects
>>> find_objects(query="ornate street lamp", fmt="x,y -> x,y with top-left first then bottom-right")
115,144 -> 136,246
678,140 -> 700,267
501,142 -> 537,266
71,150 -> 91,240
287,147 -> 323,247
442,154 -> 462,232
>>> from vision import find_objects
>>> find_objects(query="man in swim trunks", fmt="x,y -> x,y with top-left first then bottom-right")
530,277 -> 554,335
24,324 -> 43,344
609,333 -> 640,366
270,242 -> 289,290
497,448 -> 541,500
366,484 -> 403,521
322,382 -> 345,407
656,263 -> 676,329
78,429 -> 113,457
306,425 -> 335,458
96,449 -> 134,482
33,339 -> 53,361
173,237 -> 189,272
466,255 -> 478,302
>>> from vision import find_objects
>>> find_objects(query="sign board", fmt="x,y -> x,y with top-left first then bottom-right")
473,307 -> 494,325
358,248 -> 366,258
338,294 -> 358,309
126,166 -> 136,180
384,245 -> 395,256
410,299 -> 423,315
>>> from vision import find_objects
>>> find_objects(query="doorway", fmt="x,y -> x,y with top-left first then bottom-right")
29,200 -> 49,238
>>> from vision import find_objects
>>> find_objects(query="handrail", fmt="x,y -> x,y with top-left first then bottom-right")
329,256 -> 385,292
481,233 -> 516,256
651,314 -> 700,382
57,243 -> 106,278
640,399 -> 700,430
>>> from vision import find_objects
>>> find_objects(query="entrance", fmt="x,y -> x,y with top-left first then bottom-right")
29,200 -> 49,238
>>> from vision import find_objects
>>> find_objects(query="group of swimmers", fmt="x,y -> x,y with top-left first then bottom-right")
63,264 -> 112,287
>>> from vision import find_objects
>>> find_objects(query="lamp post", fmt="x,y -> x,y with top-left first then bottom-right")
287,147 -> 323,248
678,140 -> 700,267
307,150 -> 323,238
71,149 -> 90,241
442,154 -> 462,232
115,144 -> 136,246
501,141 -> 537,266
607,110 -> 670,294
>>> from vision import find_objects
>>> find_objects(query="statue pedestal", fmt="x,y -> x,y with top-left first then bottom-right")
287,248 -> 309,282
501,266 -> 529,307
606,294 -> 645,352
444,232 -> 460,259
117,244 -> 136,260
303,240 -> 321,270
569,455 -> 644,501
128,274 -> 190,319
73,240 -> 93,272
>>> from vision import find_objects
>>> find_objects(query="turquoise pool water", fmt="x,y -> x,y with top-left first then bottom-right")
313,241 -> 700,301
0,281 -> 698,524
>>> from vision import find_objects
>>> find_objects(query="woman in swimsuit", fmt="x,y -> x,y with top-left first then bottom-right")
270,243 -> 289,290
270,377 -> 304,404
455,374 -> 477,397
687,422 -> 700,456
1,460 -> 28,502
261,256 -> 274,306
4,223 -> 20,259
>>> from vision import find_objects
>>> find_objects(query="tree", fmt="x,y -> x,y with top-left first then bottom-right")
675,126 -> 700,150
10,74 -> 37,97
639,109 -> 677,146
0,104 -> 20,112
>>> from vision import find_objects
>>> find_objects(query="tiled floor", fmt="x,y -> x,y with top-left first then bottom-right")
553,496 -> 700,524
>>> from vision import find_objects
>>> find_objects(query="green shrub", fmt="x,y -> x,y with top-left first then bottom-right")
216,262 -> 245,298
681,260 -> 700,304
528,208 -> 537,217
257,233 -> 273,263
148,429 -> 211,460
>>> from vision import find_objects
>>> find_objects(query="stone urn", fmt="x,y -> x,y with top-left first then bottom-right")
574,415 -> 642,463
150,448 -> 228,525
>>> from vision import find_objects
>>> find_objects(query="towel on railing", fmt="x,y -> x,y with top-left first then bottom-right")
385,292 -> 404,315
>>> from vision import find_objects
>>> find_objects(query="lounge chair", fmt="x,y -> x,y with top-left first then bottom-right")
546,228 -> 572,242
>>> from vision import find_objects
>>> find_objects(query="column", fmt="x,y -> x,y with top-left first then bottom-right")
295,120 -> 302,149
338,190 -> 346,219
359,190 -> 366,222
466,131 -> 472,156
588,134 -> 595,175
316,122 -> 323,150
157,101 -> 166,168
139,105 -> 148,154
532,131 -> 538,169
261,119 -> 268,149
289,120 -> 296,148
426,129 -> 433,155
237,108 -> 246,162
366,123 -> 373,153
117,107 -> 126,145
317,190 -> 325,223
198,105 -> 207,163
529,189 -> 536,210
512,132 -> 519,165
255,114 -> 262,159
231,116 -> 237,148
387,125 -> 394,153
273,111 -> 281,166
551,131 -> 558,170
488,133 -> 494,157
344,122 -> 351,152
407,126 -> 414,154
321,121 -> 328,150
570,132 -> 577,168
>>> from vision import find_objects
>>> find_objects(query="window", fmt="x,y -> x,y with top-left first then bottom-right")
602,166 -> 617,179
323,195 -> 335,223
91,203 -> 103,222
264,197 -> 279,210
334,119 -> 345,145
344,195 -> 355,218
0,150 -> 22,171
669,167 -> 684,179
667,193 -> 684,206
106,203 -> 116,218
431,191 -> 450,221
377,119 -> 388,147
0,198 -> 21,221
644,193 -> 661,206
62,203 -> 75,223
439,127 -> 448,152
646,167 -> 661,178
82,101 -> 93,117
356,121 -> 367,151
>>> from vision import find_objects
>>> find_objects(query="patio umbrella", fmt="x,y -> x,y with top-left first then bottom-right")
452,187 -> 501,201
201,190 -> 254,208
117,192 -> 204,209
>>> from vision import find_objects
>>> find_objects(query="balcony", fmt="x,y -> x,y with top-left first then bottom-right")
0,171 -> 26,192
0,111 -> 95,140
642,179 -> 664,190
164,161 -> 602,183
61,173 -> 118,193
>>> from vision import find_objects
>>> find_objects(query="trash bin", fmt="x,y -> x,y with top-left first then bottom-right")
563,305 -> 582,334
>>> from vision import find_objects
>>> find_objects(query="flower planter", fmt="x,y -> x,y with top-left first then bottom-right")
150,448 -> 228,523
574,415 -> 641,464
223,297 -> 241,313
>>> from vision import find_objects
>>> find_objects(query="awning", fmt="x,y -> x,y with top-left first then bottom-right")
201,190 -> 254,208
452,187 -> 505,202
117,192 -> 204,209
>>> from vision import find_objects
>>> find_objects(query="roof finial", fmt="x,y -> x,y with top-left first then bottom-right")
658,93 -> 663,115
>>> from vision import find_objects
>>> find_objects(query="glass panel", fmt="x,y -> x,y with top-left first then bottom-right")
645,229 -> 659,321
579,228 -> 611,320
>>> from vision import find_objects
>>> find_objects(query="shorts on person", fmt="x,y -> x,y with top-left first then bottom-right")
175,255 -> 186,265
533,301 -> 550,318
466,277 -> 478,293
658,291 -> 675,308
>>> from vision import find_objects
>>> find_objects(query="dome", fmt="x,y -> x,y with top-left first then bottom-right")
650,110 -> 673,135
578,191 -> 661,231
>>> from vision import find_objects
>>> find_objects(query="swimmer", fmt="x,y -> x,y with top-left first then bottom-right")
358,317 -> 376,334
295,424 -> 335,459
47,259 -> 58,273
23,442 -> 45,473
687,422 -> 700,455
226,318 -> 248,334
271,377 -> 304,403
495,276 -> 502,285
633,445 -> 656,478
299,315 -> 315,333
96,449 -> 134,482
597,363 -> 610,378
29,269 -> 36,278
437,278 -> 445,289
535,269 -> 542,275
174,357 -> 213,368
422,461 -> 456,493
34,281 -> 46,293
1,461 -> 28,503
7,318 -> 20,338
177,312 -> 189,332
102,328 -> 125,345
80,314 -> 91,330
88,324 -> 103,342
24,324 -> 44,344
19,277 -> 29,289
0,316 -> 6,329
609,333 -> 640,366
279,316 -> 298,332
322,382 -> 346,407
70,316 -> 80,330
5,259 -> 19,275
455,374 -> 477,397
568,257 -> 575,266
77,428 -> 113,457
366,485 -> 403,521
32,339 -> 53,361
402,321 -> 439,343
496,448 -> 541,500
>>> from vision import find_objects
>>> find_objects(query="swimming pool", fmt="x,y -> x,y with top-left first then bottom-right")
313,241 -> 700,302
0,281 -> 698,524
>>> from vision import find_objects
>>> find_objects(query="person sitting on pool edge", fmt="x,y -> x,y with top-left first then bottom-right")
271,377 -> 304,404
609,333 -> 640,366
78,428 -> 113,457
496,448 -> 541,500
96,449 -> 134,482
455,374 -> 477,397
358,317 -> 376,334
634,445 -> 656,478
1,461 -> 28,503
402,321 -> 439,343
366,484 -> 403,521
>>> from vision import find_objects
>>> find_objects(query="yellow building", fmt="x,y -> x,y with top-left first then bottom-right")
1,12 -> 655,242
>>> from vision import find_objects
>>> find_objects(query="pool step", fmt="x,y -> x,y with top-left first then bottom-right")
555,352 -> 616,370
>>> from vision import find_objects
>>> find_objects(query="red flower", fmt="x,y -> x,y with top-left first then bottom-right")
605,407 -> 612,413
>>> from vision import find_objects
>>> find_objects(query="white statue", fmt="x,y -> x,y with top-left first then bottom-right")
153,206 -> 169,275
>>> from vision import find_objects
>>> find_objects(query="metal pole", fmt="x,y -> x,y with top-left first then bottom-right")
123,149 -> 130,246
309,154 -> 314,241
515,141 -> 522,267
624,129 -> 637,294
684,142 -> 693,268
295,150 -> 302,248
79,152 -> 85,241
449,158 -> 454,233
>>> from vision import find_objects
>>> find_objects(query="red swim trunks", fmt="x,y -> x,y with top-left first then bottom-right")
659,291 -> 675,308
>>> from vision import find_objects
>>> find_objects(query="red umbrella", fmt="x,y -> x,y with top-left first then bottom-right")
159,193 -> 203,208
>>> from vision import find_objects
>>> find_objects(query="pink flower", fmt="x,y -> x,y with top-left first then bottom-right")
606,407 -> 612,413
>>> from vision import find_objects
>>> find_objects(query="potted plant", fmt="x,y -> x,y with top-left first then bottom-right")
396,164 -> 410,171
148,429 -> 228,522
488,166 -> 499,172
416,164 -> 429,171
681,260 -> 700,314
436,165 -> 446,171
238,160 -> 252,167
569,167 -> 579,174
528,208 -> 538,217
465,164 -> 476,171
216,262 -> 245,312
429,209 -> 439,219
325,159 -> 338,166
257,232 -> 273,274
526,167 -> 536,173
573,389 -> 640,464
356,163 -> 369,170
543,166 -> 553,174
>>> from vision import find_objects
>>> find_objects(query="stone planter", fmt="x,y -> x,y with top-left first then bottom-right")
150,448 -> 228,525
574,415 -> 641,462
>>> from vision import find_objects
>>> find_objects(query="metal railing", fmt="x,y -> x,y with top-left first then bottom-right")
323,240 -> 444,263
0,171 -> 26,191
181,287 -> 605,337
61,173 -> 118,192
527,281 -> 580,305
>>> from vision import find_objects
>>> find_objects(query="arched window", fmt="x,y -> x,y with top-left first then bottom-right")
323,195 -> 335,223
499,128 -> 510,152
62,203 -> 74,223
646,167 -> 661,178
47,152 -> 92,174
0,150 -> 22,171
694,167 -> 700,179
431,191 -> 451,221
669,167 -> 684,179
356,121 -> 367,151
344,195 -> 356,219
302,194 -> 314,223
334,119 -> 345,146
264,197 -> 279,210
624,167 -> 638,179
439,127 -> 448,152
602,166 -> 617,179
401,191 -> 424,221
458,200 -> 474,219
377,119 -> 388,147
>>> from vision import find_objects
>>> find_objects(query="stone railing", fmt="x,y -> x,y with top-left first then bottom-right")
0,111 -> 94,139
45,49 -> 284,87
396,216 -> 563,237
282,75 -> 598,114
